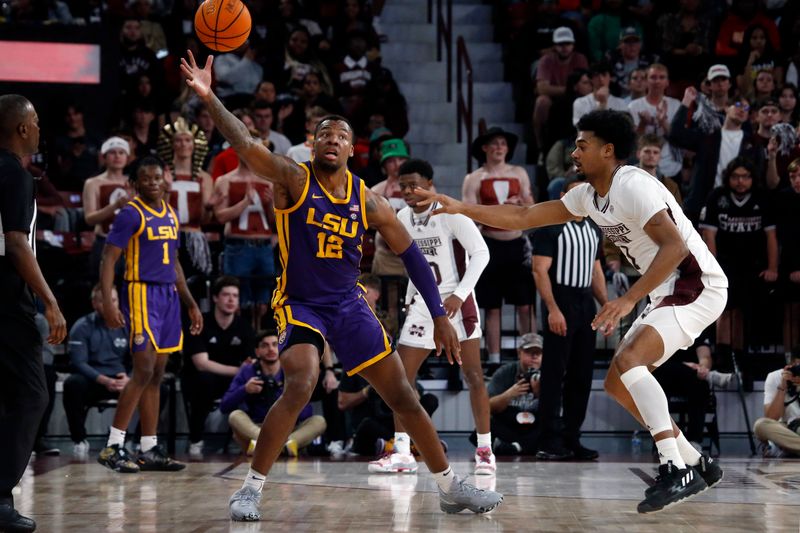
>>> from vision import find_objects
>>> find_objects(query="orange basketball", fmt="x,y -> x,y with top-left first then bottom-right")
194,0 -> 252,52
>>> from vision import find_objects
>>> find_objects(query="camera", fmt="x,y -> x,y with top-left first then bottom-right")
789,364 -> 800,377
520,367 -> 541,383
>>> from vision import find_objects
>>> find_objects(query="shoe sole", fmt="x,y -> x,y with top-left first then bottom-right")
699,469 -> 723,492
637,479 -> 707,514
230,512 -> 261,522
97,459 -> 139,473
440,497 -> 504,514
367,467 -> 418,474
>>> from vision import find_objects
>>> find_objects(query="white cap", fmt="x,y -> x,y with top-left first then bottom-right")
552,27 -> 575,44
101,136 -> 130,156
707,64 -> 731,81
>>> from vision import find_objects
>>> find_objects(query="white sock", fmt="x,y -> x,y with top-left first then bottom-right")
619,366 -> 674,437
676,432 -> 702,466
488,352 -> 500,363
654,437 -> 686,469
140,436 -> 157,453
431,466 -> 455,491
394,432 -> 411,455
107,426 -> 126,448
242,467 -> 266,492
477,432 -> 492,449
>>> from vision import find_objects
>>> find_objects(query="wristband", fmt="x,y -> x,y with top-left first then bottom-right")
399,242 -> 446,318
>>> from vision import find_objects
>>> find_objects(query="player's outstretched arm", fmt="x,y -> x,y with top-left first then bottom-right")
414,188 -> 575,230
365,190 -> 462,365
180,51 -> 306,193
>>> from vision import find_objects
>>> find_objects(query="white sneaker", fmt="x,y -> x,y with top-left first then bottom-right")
474,446 -> 496,475
72,440 -> 90,459
368,452 -> 418,473
327,440 -> 345,457
189,440 -> 204,459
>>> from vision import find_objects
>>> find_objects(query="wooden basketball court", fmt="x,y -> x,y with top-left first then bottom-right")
15,454 -> 800,532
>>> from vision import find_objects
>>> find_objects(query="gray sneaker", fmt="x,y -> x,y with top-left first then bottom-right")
229,486 -> 262,521
707,370 -> 734,389
438,475 -> 504,514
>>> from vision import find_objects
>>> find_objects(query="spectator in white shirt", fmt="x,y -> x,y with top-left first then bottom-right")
572,61 -> 629,126
754,353 -> 800,457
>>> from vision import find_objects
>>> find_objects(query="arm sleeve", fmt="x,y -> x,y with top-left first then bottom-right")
531,226 -> 558,258
559,182 -> 590,217
0,168 -> 33,233
447,214 -> 490,301
68,319 -> 101,381
763,370 -> 780,407
105,205 -> 141,249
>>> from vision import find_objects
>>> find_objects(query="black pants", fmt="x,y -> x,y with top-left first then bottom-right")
486,410 -> 539,454
351,393 -> 439,456
310,376 -> 346,443
182,371 -> 233,443
63,373 -> 119,443
539,287 -> 596,448
0,314 -> 48,501
34,364 -> 57,445
653,357 -> 710,443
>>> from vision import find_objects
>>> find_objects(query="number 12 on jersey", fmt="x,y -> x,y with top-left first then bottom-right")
316,232 -> 343,259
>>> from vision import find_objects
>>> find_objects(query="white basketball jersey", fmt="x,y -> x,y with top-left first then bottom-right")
397,205 -> 489,301
561,166 -> 727,300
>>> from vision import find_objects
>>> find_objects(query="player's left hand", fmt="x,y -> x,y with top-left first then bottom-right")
433,315 -> 462,365
442,294 -> 463,318
760,269 -> 778,283
413,188 -> 464,216
591,296 -> 635,337
180,50 -> 213,100
188,305 -> 203,335
45,302 -> 67,344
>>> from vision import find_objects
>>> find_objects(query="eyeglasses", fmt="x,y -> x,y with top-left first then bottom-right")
734,102 -> 750,111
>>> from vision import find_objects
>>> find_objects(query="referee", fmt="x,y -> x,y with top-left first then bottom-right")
531,176 -> 607,461
0,94 -> 66,532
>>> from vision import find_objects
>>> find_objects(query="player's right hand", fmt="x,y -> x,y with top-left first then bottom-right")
413,188 -> 464,216
180,50 -> 213,99
103,306 -> 125,330
45,303 -> 67,344
432,315 -> 462,366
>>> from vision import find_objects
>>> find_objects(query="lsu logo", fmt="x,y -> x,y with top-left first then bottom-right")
147,226 -> 178,241
306,208 -> 359,238
134,334 -> 145,345
278,329 -> 287,344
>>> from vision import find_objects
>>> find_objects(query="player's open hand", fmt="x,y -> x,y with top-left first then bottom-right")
45,303 -> 67,344
188,304 -> 204,335
433,315 -> 462,365
591,296 -> 635,337
413,188 -> 464,216
180,50 -> 213,100
103,305 -> 125,330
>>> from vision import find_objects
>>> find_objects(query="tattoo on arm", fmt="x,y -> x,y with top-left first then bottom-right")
206,92 -> 252,151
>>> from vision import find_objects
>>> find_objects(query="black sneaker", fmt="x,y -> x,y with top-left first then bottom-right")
535,445 -> 574,461
0,503 -> 36,532
136,444 -> 186,471
98,444 -> 140,473
33,440 -> 61,456
568,443 -> 599,461
696,454 -> 723,489
637,461 -> 707,514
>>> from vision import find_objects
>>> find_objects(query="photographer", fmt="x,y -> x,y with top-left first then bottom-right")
754,351 -> 800,457
220,330 -> 326,457
484,333 -> 544,455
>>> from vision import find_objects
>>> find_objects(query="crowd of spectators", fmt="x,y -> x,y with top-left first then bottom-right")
5,0 -> 800,460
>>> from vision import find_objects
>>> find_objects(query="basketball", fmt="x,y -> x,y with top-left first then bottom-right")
194,0 -> 251,52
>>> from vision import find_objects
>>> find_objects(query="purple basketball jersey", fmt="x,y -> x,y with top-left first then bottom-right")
106,197 -> 180,284
272,163 -> 368,306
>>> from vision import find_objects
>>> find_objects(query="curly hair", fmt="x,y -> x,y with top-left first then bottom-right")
576,109 -> 637,160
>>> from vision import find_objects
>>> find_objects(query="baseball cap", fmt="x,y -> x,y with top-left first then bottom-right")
380,138 -> 410,163
369,126 -> 392,143
552,27 -> 575,44
101,136 -> 130,156
707,64 -> 731,81
519,333 -> 543,351
619,26 -> 641,42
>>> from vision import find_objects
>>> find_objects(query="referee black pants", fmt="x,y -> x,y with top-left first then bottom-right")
539,287 -> 596,449
0,314 -> 48,503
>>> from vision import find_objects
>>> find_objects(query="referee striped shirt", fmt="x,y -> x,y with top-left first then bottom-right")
531,219 -> 602,288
